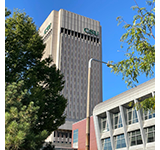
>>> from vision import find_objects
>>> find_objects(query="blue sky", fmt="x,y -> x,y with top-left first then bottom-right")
5,0 -> 155,101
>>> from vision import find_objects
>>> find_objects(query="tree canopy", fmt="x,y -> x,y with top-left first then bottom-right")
110,0 -> 155,110
5,8 -> 67,150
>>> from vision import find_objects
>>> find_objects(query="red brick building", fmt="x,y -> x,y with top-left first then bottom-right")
72,116 -> 97,150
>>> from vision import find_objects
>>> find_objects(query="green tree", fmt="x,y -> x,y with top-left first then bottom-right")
110,0 -> 155,110
5,8 -> 67,150
5,81 -> 47,150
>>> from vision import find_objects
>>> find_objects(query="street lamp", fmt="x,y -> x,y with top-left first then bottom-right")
85,58 -> 112,150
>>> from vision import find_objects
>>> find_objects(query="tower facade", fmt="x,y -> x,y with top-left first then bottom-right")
39,9 -> 102,149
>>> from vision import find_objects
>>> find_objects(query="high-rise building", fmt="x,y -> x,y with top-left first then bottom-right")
39,9 -> 102,149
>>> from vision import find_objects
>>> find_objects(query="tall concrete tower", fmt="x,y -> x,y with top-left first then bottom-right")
39,9 -> 102,149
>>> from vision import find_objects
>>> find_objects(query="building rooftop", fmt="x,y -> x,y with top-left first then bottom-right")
93,78 -> 155,115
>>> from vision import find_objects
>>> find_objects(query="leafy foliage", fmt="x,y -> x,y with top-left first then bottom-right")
5,8 -> 67,149
129,96 -> 155,112
109,0 -> 155,111
111,0 -> 155,88
140,96 -> 155,111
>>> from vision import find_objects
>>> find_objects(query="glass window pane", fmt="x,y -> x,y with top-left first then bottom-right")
133,110 -> 138,123
136,130 -> 140,134
122,139 -> 126,148
145,126 -> 155,143
103,138 -> 112,150
108,144 -> 112,150
128,112 -> 132,120
106,122 -> 109,131
130,136 -> 136,146
148,127 -> 153,132
148,133 -> 154,143
153,126 -> 155,130
115,134 -> 126,149
145,116 -> 148,120
73,129 -> 78,143
118,116 -> 123,128
153,113 -> 155,118
137,135 -> 143,145
116,140 -> 121,149
132,131 -> 135,136
144,110 -> 148,116
149,114 -> 152,119
115,116 -> 118,124
103,121 -> 106,130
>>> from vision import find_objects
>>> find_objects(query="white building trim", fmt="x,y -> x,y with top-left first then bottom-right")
119,105 -> 129,150
107,111 -> 115,150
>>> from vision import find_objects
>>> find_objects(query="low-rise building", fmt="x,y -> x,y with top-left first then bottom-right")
72,116 -> 97,150
93,78 -> 155,150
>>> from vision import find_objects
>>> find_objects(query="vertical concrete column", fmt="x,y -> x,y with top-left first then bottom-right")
119,105 -> 129,150
50,13 -> 53,56
106,111 -> 115,150
93,115 -> 102,150
51,131 -> 54,142
55,131 -> 57,143
67,132 -> 69,143
56,10 -> 61,68
134,99 -> 146,149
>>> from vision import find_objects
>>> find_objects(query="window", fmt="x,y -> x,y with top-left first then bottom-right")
143,109 -> 155,120
102,138 -> 112,150
101,117 -> 109,133
57,132 -> 59,137
114,134 -> 126,149
69,132 -> 72,138
127,107 -> 138,125
61,132 -> 64,137
73,129 -> 78,143
128,130 -> 143,146
145,126 -> 155,143
65,29 -> 67,34
61,28 -> 64,33
113,112 -> 123,129
78,33 -> 80,38
71,31 -> 74,36
68,30 -> 70,35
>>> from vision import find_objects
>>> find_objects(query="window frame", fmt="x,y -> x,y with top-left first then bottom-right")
113,112 -> 123,129
73,129 -> 78,143
128,130 -> 143,146
143,109 -> 155,120
101,117 -> 109,133
145,126 -> 155,143
127,107 -> 138,125
102,138 -> 112,150
114,134 -> 126,149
